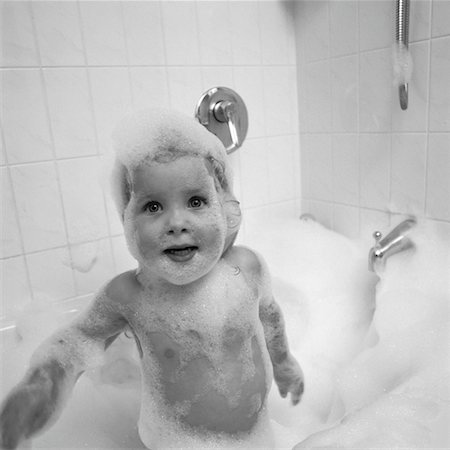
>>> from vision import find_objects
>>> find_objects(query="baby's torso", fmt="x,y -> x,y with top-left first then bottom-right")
124,260 -> 272,442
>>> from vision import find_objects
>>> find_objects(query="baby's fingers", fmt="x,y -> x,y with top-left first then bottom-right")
290,379 -> 304,405
278,385 -> 288,398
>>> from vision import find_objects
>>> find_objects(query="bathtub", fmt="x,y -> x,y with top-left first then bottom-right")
1,215 -> 449,449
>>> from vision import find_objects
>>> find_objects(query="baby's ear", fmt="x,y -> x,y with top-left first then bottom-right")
223,193 -> 242,254
111,160 -> 132,223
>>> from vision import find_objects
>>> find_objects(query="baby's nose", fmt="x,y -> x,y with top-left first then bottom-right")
167,209 -> 190,235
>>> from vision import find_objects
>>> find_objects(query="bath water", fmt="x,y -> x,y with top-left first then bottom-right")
1,218 -> 448,448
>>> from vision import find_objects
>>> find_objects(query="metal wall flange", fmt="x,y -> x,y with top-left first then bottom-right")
195,87 -> 248,154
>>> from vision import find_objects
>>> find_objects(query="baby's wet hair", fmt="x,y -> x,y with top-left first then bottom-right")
149,147 -> 229,192
111,108 -> 235,221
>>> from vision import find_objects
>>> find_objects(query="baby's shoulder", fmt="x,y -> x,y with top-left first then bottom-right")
104,270 -> 141,305
225,245 -> 266,278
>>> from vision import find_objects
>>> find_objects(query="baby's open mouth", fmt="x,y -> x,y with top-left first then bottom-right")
164,246 -> 198,262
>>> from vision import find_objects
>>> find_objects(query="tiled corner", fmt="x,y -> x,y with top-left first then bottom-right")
297,0 -> 449,239
298,0 -> 330,63
308,200 -> 333,230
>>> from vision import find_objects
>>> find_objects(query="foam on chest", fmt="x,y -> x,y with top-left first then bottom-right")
131,263 -> 260,360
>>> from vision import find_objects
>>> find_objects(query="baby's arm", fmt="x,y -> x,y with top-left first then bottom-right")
0,284 -> 128,450
256,256 -> 304,405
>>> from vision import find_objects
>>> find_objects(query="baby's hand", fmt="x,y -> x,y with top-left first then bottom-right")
0,383 -> 54,450
273,354 -> 304,406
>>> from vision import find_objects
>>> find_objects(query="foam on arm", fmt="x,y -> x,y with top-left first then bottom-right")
258,257 -> 304,405
0,289 -> 128,449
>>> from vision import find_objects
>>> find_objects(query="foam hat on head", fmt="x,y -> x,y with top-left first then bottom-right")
111,108 -> 241,253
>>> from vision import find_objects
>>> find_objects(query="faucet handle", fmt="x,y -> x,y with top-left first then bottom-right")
373,230 -> 383,243
195,87 -> 248,154
213,100 -> 240,148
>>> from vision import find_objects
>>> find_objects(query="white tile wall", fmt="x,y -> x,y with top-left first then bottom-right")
44,68 -> 98,158
2,2 -> 39,67
122,2 -> 166,66
3,0 -> 448,322
332,134 -> 359,205
297,0 -> 450,241
359,134 -> 391,210
2,69 -> 53,164
1,1 -> 300,321
426,133 -> 450,221
230,2 -> 262,66
431,0 -> 450,38
79,2 -> 128,66
10,162 -> 67,253
1,168 -> 22,259
32,2 -> 85,67
390,133 -> 427,214
0,256 -> 32,318
429,37 -> 450,131
331,55 -> 358,132
359,49 -> 392,132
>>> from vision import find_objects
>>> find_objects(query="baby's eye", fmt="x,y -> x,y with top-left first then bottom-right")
188,197 -> 206,209
143,201 -> 162,213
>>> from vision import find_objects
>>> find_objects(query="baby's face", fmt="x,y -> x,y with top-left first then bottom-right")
124,156 -> 227,286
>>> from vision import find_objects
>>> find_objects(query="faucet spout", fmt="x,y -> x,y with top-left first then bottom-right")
368,218 -> 416,272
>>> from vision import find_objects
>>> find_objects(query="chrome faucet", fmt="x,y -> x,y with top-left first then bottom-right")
368,218 -> 416,272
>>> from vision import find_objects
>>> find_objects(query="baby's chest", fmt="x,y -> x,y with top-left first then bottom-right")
132,274 -> 260,356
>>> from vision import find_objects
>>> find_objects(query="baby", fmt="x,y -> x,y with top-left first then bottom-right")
0,109 -> 304,449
